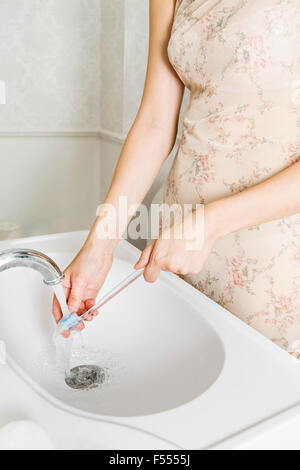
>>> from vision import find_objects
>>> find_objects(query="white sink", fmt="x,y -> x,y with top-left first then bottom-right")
0,248 -> 224,417
1,231 -> 300,450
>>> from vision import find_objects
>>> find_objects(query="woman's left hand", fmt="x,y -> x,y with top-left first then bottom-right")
135,205 -> 219,282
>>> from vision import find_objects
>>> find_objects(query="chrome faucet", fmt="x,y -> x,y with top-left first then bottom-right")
0,249 -> 64,286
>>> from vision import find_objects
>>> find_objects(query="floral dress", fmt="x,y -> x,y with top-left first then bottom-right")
165,0 -> 300,352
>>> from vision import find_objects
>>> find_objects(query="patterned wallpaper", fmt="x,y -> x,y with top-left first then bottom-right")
100,0 -> 186,137
123,0 -> 149,135
100,0 -> 125,135
0,1 -> 172,137
0,0 -> 101,132
100,0 -> 149,136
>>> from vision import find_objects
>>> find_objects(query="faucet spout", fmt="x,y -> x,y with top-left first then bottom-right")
0,249 -> 64,286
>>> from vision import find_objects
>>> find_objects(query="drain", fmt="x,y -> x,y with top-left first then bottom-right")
65,365 -> 106,390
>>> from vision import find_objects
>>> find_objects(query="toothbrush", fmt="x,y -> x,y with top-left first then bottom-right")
59,270 -> 143,332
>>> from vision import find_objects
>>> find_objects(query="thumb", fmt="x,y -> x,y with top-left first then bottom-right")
134,242 -> 154,269
67,278 -> 86,314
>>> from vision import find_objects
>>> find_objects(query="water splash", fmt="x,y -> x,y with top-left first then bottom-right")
34,338 -> 126,401
39,283 -> 126,396
53,328 -> 75,376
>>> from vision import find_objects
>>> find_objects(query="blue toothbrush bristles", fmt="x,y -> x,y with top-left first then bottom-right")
59,313 -> 80,332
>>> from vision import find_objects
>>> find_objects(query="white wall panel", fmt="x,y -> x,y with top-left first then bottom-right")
0,137 -> 100,237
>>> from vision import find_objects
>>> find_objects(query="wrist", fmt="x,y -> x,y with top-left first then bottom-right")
85,217 -> 119,254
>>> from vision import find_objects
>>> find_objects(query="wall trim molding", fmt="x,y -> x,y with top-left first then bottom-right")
98,128 -> 127,144
0,128 -> 180,145
0,128 -> 127,143
0,131 -> 101,139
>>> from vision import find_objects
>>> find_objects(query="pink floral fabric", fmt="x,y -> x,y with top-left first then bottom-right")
166,0 -> 300,352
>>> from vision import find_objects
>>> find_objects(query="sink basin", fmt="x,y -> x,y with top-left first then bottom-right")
2,232 -> 300,449
0,240 -> 224,417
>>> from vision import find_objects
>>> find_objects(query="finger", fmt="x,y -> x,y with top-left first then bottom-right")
144,263 -> 161,283
85,298 -> 96,310
84,289 -> 98,316
135,243 -> 154,270
143,254 -> 161,283
61,330 -> 70,339
75,321 -> 85,331
158,255 -> 181,274
85,298 -> 99,318
67,277 -> 87,314
85,315 -> 94,322
77,301 -> 86,317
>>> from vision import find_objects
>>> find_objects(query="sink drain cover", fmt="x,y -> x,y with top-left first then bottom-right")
65,365 -> 105,390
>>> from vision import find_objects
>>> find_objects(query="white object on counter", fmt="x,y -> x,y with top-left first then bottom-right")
0,421 -> 54,450
0,222 -> 20,241
0,81 -> 6,104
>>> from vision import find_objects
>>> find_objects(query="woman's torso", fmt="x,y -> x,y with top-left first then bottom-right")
167,0 -> 300,206
164,0 -> 300,352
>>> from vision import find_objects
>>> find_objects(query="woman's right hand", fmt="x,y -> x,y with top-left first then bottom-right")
52,235 -> 115,337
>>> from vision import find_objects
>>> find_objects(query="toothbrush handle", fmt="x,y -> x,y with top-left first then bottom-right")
81,270 -> 143,320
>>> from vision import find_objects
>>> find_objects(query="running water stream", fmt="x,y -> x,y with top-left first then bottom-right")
52,283 -> 107,389
52,283 -> 75,376
52,283 -> 70,318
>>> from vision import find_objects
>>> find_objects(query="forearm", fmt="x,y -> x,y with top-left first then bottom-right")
87,117 -> 178,248
84,0 -> 183,250
208,159 -> 300,240
104,116 -> 177,210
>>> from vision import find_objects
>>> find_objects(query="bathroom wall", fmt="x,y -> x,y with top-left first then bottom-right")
0,0 -> 187,244
0,0 -> 101,133
0,137 -> 100,237
0,0 -> 102,238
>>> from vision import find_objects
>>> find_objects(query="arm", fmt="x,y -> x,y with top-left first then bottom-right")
101,0 -> 183,222
52,0 -> 184,328
136,159 -> 300,282
210,159 -> 300,239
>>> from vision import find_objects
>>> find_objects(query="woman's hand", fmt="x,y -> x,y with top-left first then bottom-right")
135,205 -> 219,282
52,234 -> 115,338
